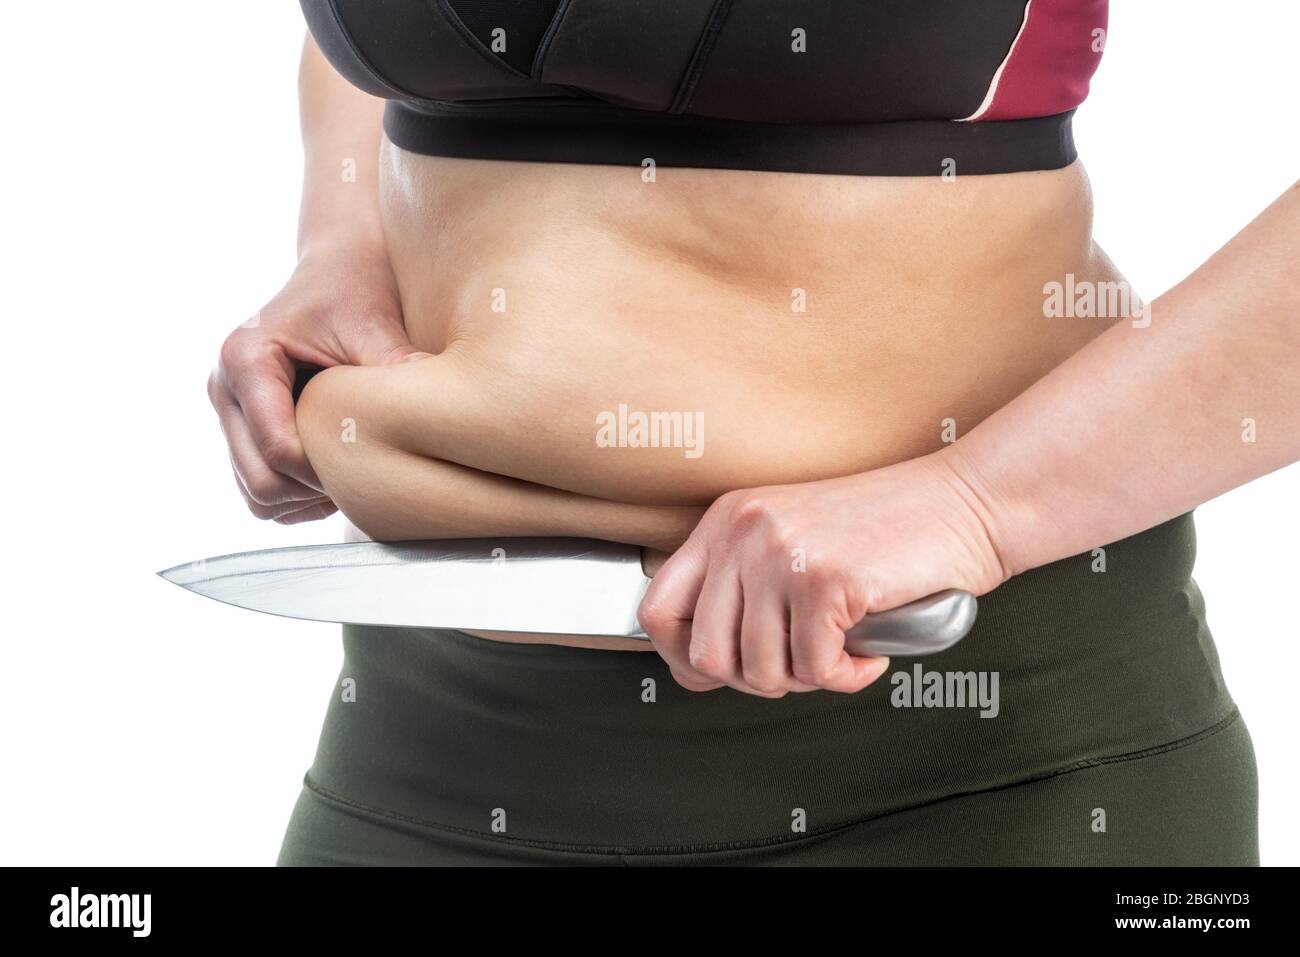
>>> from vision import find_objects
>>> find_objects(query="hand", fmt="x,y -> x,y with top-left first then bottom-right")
637,450 -> 1009,697
208,241 -> 427,523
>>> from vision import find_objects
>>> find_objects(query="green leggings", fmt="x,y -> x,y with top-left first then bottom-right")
278,513 -> 1258,865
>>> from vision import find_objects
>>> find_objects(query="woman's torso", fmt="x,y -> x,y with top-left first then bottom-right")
369,143 -> 1129,649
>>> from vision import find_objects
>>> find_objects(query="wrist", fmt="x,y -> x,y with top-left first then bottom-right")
297,192 -> 387,265
289,231 -> 403,326
297,224 -> 389,270
930,441 -> 1034,584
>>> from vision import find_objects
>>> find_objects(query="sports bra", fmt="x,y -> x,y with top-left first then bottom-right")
301,0 -> 1108,176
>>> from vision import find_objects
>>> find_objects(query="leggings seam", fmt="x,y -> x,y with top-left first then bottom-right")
301,708 -> 1242,858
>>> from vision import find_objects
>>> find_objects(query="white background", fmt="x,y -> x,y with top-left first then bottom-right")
0,2 -> 1295,865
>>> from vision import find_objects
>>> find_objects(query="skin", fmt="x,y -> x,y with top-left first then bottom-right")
217,36 -> 1300,695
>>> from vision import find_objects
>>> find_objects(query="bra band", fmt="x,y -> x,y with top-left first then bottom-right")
385,101 -> 1077,177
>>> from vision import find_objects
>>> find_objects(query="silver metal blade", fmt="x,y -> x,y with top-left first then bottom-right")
158,538 -> 651,637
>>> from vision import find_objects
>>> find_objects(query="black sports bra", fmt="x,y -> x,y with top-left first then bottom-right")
301,0 -> 1108,176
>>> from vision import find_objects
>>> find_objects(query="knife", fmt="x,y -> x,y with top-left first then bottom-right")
158,537 -> 977,657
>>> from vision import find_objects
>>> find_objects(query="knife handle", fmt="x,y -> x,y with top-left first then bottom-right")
841,589 -> 977,658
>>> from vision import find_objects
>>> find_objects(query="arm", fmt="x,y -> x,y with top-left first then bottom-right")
640,181 -> 1300,697
947,180 -> 1300,575
295,33 -> 385,259
209,34 -> 420,523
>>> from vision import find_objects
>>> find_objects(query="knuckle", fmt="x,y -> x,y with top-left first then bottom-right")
672,671 -> 717,693
220,332 -> 278,384
765,523 -> 801,556
218,332 -> 252,371
859,577 -> 888,613
792,659 -> 836,687
741,667 -> 784,695
244,499 -> 278,521
243,473 -> 285,507
258,433 -> 299,473
811,665 -> 840,687
206,369 -> 224,407
723,492 -> 802,555
726,491 -> 771,534
687,641 -> 726,678
636,600 -> 671,638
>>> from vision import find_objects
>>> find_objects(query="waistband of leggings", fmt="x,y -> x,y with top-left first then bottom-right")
306,511 -> 1237,850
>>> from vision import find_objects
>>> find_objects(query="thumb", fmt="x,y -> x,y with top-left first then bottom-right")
348,321 -> 432,367
638,533 -> 709,638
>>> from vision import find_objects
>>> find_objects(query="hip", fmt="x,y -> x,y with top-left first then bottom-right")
288,512 -> 1255,860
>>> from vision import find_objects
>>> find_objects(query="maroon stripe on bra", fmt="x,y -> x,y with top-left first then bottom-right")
970,0 -> 1108,122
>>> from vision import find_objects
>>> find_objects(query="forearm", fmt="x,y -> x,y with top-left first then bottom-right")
296,33 -> 386,258
946,180 -> 1300,576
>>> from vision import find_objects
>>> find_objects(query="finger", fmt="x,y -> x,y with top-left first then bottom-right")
739,578 -> 815,695
737,577 -> 789,695
222,347 -> 323,491
689,563 -> 756,693
274,500 -> 339,525
790,597 -> 889,693
668,667 -> 725,693
348,319 -> 430,367
213,379 -> 323,507
225,411 -> 324,507
638,533 -> 711,689
229,464 -> 331,521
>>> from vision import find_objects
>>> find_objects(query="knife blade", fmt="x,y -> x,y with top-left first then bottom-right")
158,538 -> 976,657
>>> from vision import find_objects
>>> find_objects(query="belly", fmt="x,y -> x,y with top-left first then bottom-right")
374,139 -> 1127,647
